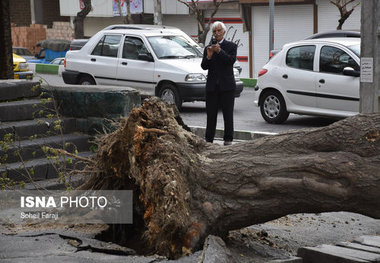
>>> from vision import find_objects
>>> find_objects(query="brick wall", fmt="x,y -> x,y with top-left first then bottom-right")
12,21 -> 74,54
10,0 -> 72,53
46,22 -> 73,40
11,24 -> 46,54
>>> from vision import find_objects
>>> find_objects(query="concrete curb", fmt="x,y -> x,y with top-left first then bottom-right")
189,126 -> 277,141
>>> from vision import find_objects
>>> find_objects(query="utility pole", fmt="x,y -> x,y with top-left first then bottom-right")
269,0 -> 274,52
154,0 -> 162,26
30,0 -> 36,24
360,1 -> 380,113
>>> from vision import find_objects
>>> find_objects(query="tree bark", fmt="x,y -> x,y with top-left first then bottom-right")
81,98 -> 380,259
153,0 -> 162,26
116,0 -> 134,24
74,0 -> 92,39
0,0 -> 14,79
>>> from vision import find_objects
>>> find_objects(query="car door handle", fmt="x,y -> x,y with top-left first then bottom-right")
121,62 -> 128,66
282,74 -> 288,79
91,58 -> 96,62
319,79 -> 325,84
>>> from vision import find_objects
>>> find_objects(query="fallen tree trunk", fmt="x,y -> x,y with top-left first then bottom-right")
80,98 -> 380,259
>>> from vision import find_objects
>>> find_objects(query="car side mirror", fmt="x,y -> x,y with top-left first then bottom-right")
343,67 -> 360,77
138,53 -> 154,62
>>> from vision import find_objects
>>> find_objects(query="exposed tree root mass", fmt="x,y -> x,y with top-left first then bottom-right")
80,98 -> 380,259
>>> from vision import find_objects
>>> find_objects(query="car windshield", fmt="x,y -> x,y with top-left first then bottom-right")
147,35 -> 202,59
348,44 -> 360,57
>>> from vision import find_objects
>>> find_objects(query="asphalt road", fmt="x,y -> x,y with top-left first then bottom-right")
35,73 -> 339,134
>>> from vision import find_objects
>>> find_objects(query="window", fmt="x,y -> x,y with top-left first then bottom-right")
286,45 -> 316,71
92,35 -> 121,57
319,46 -> 359,74
122,37 -> 148,60
147,35 -> 201,59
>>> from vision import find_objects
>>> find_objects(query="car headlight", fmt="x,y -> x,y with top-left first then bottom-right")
18,63 -> 29,70
233,68 -> 240,79
185,73 -> 206,82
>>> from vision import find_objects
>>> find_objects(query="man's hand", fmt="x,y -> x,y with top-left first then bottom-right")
214,43 -> 221,54
207,44 -> 221,59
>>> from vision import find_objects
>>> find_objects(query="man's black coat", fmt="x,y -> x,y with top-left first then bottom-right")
201,39 -> 237,92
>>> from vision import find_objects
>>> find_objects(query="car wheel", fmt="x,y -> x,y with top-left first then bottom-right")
79,75 -> 95,85
260,90 -> 289,124
159,84 -> 182,109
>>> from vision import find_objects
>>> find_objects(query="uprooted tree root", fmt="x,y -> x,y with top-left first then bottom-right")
80,98 -> 207,258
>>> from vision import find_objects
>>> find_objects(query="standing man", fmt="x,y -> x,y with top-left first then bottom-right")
201,21 -> 237,145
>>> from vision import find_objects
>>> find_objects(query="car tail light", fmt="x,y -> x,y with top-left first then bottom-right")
269,51 -> 274,58
64,58 -> 66,68
258,68 -> 268,77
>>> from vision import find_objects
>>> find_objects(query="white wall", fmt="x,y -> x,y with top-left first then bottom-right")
61,0 -> 189,16
144,0 -> 189,15
60,0 -> 114,17
83,17 -> 127,37
162,15 -> 198,39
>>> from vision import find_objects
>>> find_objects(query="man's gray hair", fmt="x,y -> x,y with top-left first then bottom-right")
211,21 -> 227,32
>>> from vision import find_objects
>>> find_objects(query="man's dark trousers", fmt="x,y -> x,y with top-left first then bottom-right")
205,88 -> 235,143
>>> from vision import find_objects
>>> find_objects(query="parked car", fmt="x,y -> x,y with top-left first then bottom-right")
49,57 -> 65,76
254,38 -> 360,124
62,26 -> 243,109
304,30 -> 360,40
12,47 -> 35,61
13,53 -> 33,80
70,25 -> 243,74
269,30 -> 361,59
49,57 -> 65,65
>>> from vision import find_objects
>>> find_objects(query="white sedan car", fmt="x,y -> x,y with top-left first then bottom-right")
254,38 -> 360,124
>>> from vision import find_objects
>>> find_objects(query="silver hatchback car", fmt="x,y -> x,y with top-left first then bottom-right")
254,38 -> 360,124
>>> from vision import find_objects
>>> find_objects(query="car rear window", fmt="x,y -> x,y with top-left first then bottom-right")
286,45 -> 316,71
92,35 -> 121,57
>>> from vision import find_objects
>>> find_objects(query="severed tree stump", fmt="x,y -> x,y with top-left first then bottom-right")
80,98 -> 380,259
